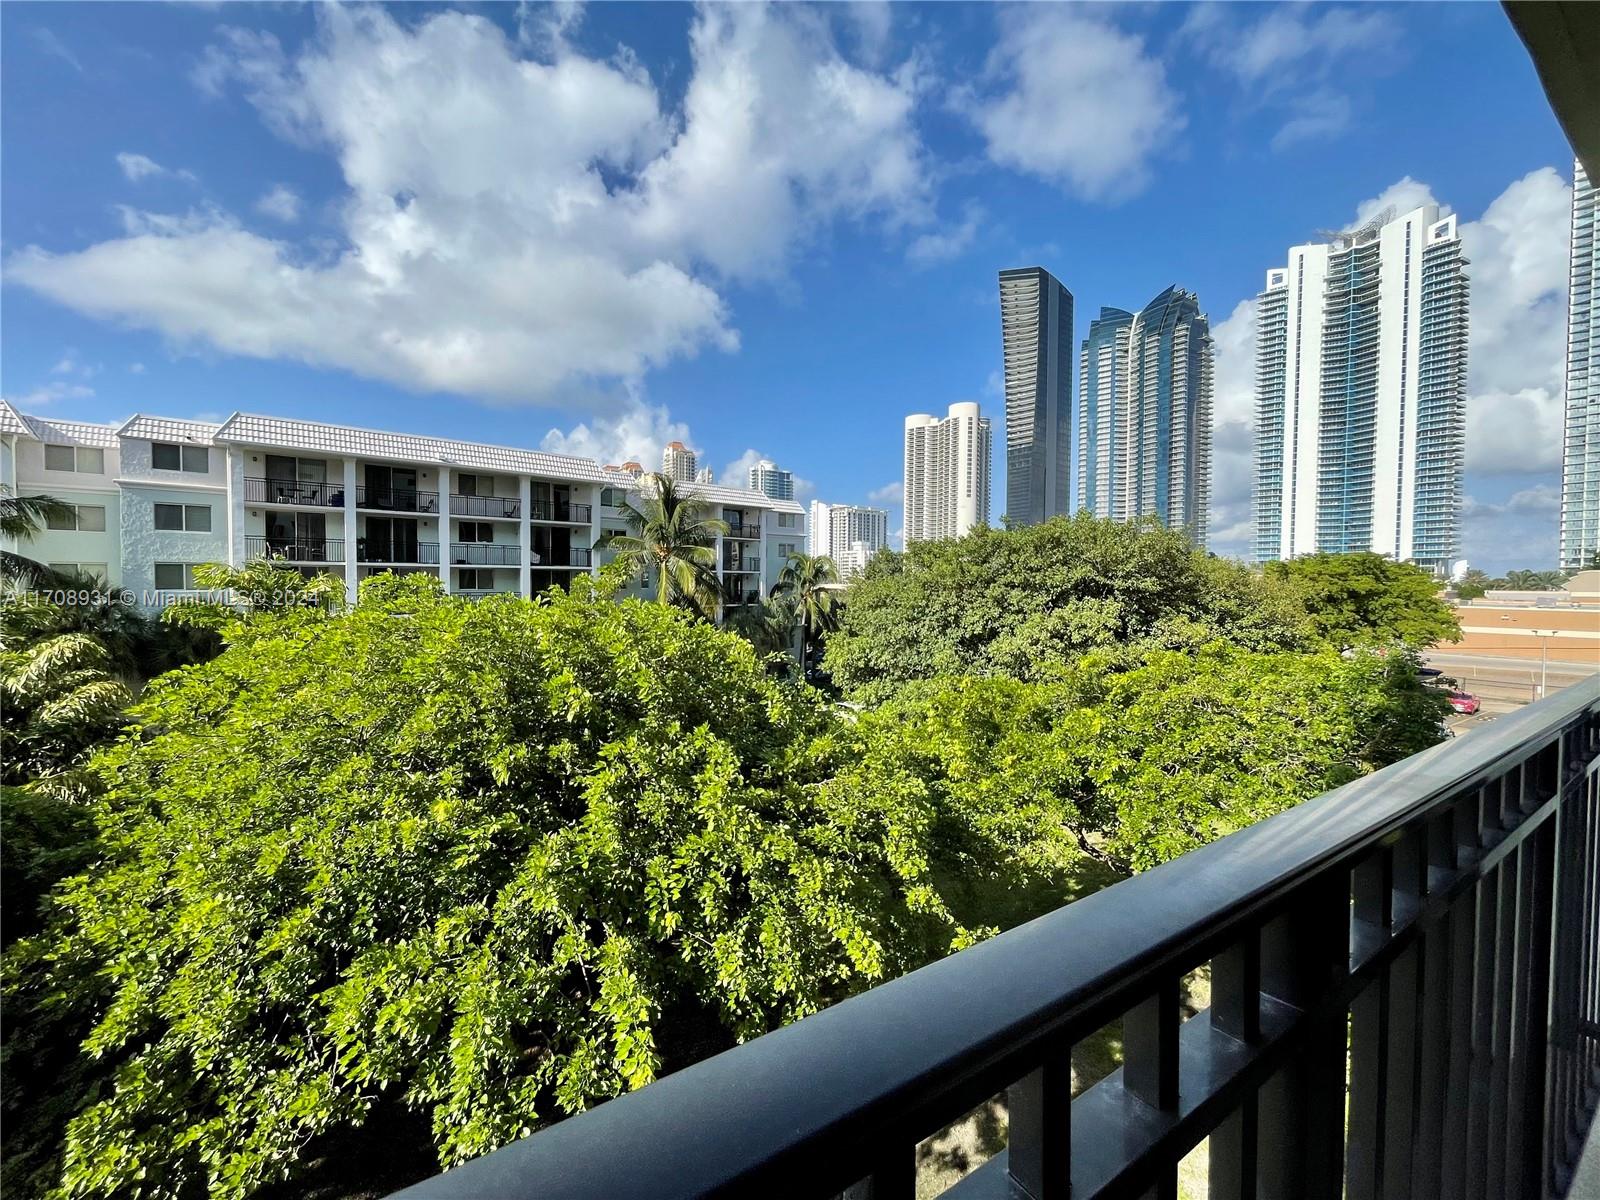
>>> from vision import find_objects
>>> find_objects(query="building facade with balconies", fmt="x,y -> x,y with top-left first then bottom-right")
0,402 -> 804,612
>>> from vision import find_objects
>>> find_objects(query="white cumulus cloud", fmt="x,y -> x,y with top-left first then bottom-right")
254,184 -> 302,223
12,5 -> 934,406
540,398 -> 693,469
957,7 -> 1180,201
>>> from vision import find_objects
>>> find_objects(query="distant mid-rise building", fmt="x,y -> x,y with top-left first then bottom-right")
999,266 -> 1073,527
1253,204 -> 1469,574
1562,157 -> 1599,569
809,500 -> 889,577
748,459 -> 795,501
1078,288 -> 1213,545
904,402 -> 992,543
662,441 -> 697,482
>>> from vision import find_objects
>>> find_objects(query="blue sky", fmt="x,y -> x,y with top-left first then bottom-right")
0,2 -> 1577,572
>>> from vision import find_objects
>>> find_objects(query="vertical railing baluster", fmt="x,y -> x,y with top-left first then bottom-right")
1381,830 -> 1424,1200
1124,978 -> 1180,1200
1210,935 -> 1260,1200
1412,810 -> 1458,1199
1514,818 -> 1556,1199
1486,855 -> 1518,1194
1258,876 -> 1346,1200
1464,861 -> 1499,1199
1347,850 -> 1392,1200
1440,885 -> 1477,1200
1008,1047 -> 1071,1200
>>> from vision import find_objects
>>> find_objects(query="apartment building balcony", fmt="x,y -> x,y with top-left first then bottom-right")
244,535 -> 344,563
532,546 -> 591,569
450,494 -> 521,520
391,683 -> 1600,1200
449,543 -> 520,566
725,521 -> 761,540
358,485 -> 441,514
244,477 -> 344,507
531,500 -> 592,524
357,541 -> 440,566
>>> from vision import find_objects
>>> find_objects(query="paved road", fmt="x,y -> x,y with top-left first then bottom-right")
1424,650 -> 1598,678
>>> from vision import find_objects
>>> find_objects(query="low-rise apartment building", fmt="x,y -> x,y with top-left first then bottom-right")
0,402 -> 806,610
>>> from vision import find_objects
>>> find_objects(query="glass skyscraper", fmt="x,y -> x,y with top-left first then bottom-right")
1254,204 -> 1468,574
998,267 -> 1073,527
1077,289 -> 1213,545
1562,158 -> 1599,569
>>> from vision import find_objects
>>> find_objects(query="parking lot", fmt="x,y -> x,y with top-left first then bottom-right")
1425,649 -> 1599,737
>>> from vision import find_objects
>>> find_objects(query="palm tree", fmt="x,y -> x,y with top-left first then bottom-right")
1504,569 -> 1567,591
1,630 -> 134,797
0,486 -> 76,587
727,593 -> 798,660
771,552 -> 841,672
600,474 -> 728,614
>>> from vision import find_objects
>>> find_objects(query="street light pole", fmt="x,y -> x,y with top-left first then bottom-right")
1532,629 -> 1558,700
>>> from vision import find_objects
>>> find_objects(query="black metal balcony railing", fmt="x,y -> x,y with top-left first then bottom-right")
244,535 -> 343,563
532,546 -> 591,569
391,681 -> 1600,1200
244,477 -> 344,507
532,500 -> 592,524
450,494 -> 521,519
358,486 -> 440,514
722,555 -> 760,574
449,543 -> 520,566
357,541 -> 440,565
725,521 -> 761,540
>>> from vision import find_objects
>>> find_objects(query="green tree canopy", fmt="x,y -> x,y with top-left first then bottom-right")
1262,552 -> 1460,651
823,515 -> 1310,702
15,574 -> 1007,1198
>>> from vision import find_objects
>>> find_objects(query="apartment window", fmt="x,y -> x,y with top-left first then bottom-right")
153,503 -> 213,532
601,487 -> 626,507
45,504 -> 107,532
458,521 -> 493,543
457,474 -> 495,497
777,512 -> 797,528
44,444 -> 105,473
777,543 -> 796,560
152,442 -> 210,473
47,563 -> 108,581
458,568 -> 494,590
153,563 -> 200,590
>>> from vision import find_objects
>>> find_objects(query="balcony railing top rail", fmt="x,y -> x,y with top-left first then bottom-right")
244,535 -> 344,564
358,486 -> 441,514
531,546 -> 592,568
450,494 -> 521,519
392,679 -> 1600,1200
724,521 -> 761,540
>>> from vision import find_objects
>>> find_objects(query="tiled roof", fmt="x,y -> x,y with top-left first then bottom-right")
17,414 -> 122,448
215,413 -> 613,483
602,468 -> 805,514
118,415 -> 221,443
0,399 -> 31,437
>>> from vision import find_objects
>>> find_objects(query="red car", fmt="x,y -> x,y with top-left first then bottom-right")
1447,691 -> 1480,715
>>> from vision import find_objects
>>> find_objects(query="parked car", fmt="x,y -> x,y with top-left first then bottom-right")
1447,691 -> 1480,715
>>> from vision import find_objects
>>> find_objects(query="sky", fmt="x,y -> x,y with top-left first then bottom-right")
0,1 -> 1578,574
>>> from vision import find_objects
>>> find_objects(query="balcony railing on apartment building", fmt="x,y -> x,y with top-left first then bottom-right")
450,494 -> 521,519
358,541 -> 440,565
244,536 -> 344,564
532,546 -> 591,568
244,477 -> 345,507
449,543 -> 520,566
392,681 -> 1600,1200
725,521 -> 761,540
532,500 -> 592,523
358,486 -> 441,514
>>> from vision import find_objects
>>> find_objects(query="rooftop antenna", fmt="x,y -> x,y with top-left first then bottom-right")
1313,205 -> 1395,248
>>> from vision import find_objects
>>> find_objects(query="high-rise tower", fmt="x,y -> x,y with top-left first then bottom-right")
904,402 -> 992,542
1562,158 -> 1599,569
1076,289 -> 1213,545
999,267 -> 1073,526
1253,205 -> 1468,574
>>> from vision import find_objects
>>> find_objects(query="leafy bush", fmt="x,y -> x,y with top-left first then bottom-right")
823,516 -> 1310,702
15,575 -> 996,1198
1262,552 -> 1460,650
